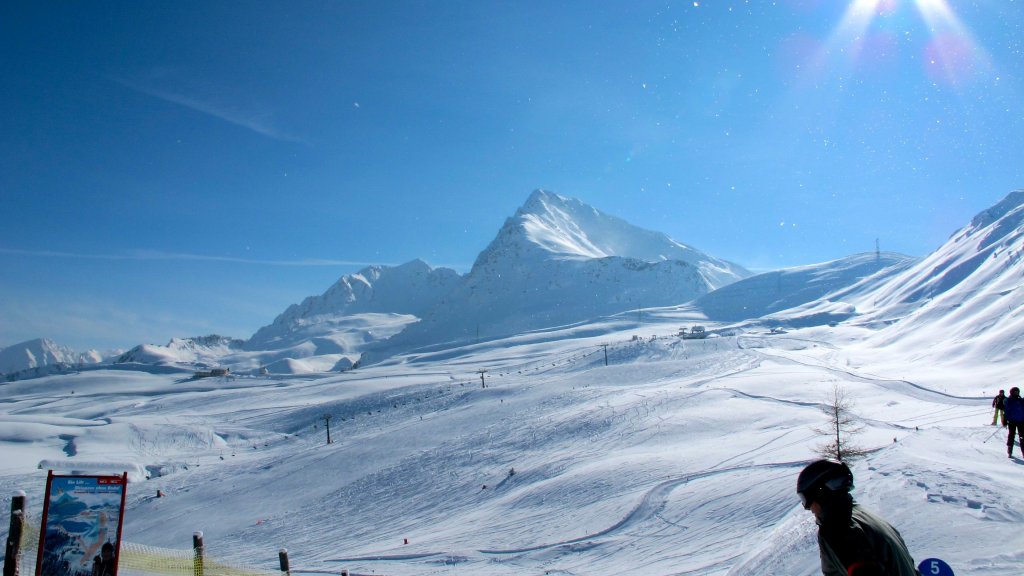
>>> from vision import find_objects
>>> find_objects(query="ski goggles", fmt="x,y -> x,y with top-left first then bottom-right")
799,475 -> 852,509
798,489 -> 815,509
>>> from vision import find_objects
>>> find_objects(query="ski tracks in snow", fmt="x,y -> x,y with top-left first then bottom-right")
330,462 -> 804,561
738,335 -> 987,406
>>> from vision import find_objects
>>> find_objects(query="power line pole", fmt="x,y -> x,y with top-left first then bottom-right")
477,369 -> 487,388
322,414 -> 332,445
602,344 -> 609,366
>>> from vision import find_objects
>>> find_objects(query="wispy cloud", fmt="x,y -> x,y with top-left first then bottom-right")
113,76 -> 303,142
0,247 -> 380,267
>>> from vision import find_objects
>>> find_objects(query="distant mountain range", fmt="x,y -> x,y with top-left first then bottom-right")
244,259 -> 462,353
5,188 -> 1024,379
363,190 -> 751,359
115,335 -> 245,366
0,338 -> 106,379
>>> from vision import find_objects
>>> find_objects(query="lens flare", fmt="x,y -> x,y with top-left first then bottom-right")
814,0 -> 991,85
913,0 -> 991,85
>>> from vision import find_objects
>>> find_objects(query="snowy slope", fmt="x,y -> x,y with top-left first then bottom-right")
863,190 -> 1024,313
695,252 -> 917,323
822,190 -> 1024,386
374,255 -> 711,354
0,316 -> 1020,576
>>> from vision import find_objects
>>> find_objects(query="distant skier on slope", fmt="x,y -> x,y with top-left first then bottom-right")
992,389 -> 1006,426
1005,387 -> 1024,458
797,460 -> 921,576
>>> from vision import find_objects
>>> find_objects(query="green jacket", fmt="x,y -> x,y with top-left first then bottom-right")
817,504 -> 921,576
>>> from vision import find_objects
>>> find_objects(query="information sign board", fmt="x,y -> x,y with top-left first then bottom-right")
34,472 -> 128,576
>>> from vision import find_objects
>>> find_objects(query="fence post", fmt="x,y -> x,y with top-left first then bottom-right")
3,491 -> 26,576
278,549 -> 289,576
192,532 -> 204,576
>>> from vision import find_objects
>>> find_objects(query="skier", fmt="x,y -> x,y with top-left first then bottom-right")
797,460 -> 921,576
992,389 -> 1006,426
1005,387 -> 1024,458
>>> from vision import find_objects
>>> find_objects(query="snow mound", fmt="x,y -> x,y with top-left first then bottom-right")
263,358 -> 317,374
37,458 -> 149,483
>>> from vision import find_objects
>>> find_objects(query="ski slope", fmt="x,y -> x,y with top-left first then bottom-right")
1,317 -> 1022,575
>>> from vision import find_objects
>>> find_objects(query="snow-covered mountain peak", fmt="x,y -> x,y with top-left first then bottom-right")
0,337 -> 102,376
520,188 -> 586,215
511,188 -> 694,262
354,258 -> 434,284
116,335 -> 244,367
961,189 -> 1024,252
969,189 -> 1024,230
363,191 -> 753,357
515,189 -> 608,260
245,260 -> 462,352
475,190 -> 750,289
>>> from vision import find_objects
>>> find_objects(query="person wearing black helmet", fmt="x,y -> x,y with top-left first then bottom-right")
1005,387 -> 1024,458
797,460 -> 921,576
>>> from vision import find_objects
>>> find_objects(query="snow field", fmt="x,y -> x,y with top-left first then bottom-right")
1,321 -> 1021,575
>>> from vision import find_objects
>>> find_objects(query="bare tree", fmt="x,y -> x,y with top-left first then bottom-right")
813,384 -> 870,462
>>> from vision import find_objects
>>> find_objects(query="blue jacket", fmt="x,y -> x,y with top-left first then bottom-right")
1005,395 -> 1024,423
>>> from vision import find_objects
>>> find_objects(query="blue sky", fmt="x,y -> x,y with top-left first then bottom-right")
2,0 -> 1022,352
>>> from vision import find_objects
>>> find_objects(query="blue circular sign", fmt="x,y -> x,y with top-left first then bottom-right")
918,558 -> 954,576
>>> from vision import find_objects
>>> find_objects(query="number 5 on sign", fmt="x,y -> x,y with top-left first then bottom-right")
918,558 -> 954,576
